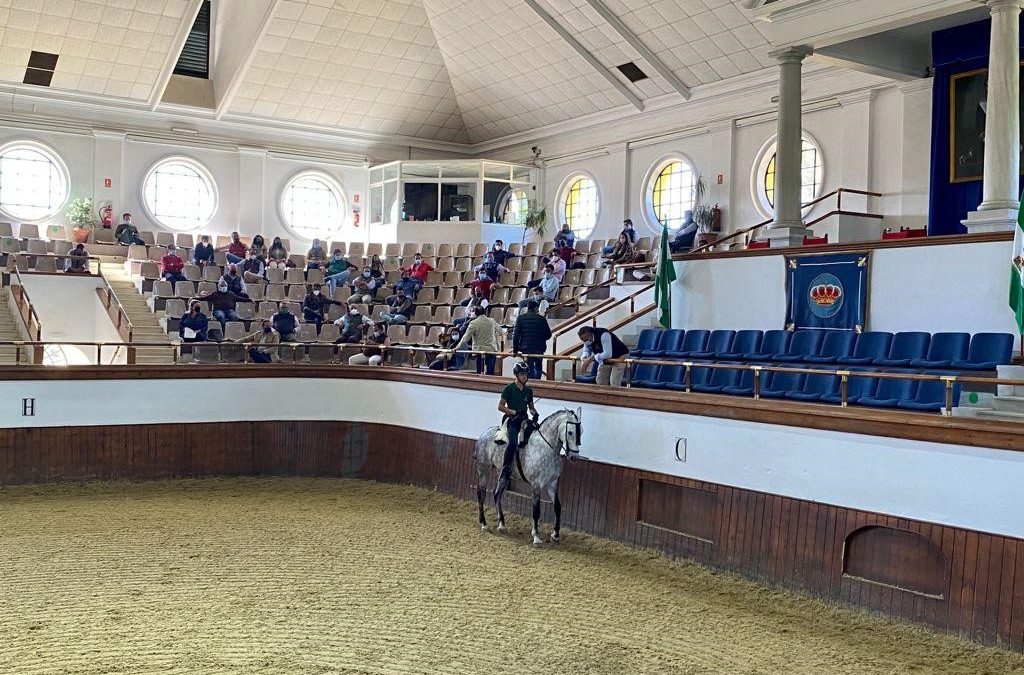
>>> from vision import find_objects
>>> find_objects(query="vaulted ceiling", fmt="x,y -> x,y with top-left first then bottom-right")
0,0 -> 776,147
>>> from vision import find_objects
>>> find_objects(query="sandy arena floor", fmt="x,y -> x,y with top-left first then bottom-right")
0,479 -> 1022,675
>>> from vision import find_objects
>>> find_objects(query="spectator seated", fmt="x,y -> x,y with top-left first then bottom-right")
772,330 -> 824,362
836,332 -> 892,365
742,329 -> 790,361
717,330 -> 763,360
664,329 -> 709,358
950,332 -> 1014,371
896,373 -> 962,413
688,330 -> 736,360
784,371 -> 840,402
873,332 -> 930,367
908,332 -> 970,369
803,331 -> 857,364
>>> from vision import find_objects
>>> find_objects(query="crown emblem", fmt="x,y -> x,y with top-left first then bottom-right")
810,284 -> 842,307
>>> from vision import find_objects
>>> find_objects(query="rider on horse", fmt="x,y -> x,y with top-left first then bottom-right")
495,361 -> 539,495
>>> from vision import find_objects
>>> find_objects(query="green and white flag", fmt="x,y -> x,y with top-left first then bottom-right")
1011,196 -> 1024,335
654,224 -> 677,329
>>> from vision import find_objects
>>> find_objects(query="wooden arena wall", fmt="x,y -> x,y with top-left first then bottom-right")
1,419 -> 1021,651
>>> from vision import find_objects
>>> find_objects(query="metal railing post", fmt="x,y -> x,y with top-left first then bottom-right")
840,371 -> 849,408
753,366 -> 761,399
684,363 -> 692,392
625,359 -> 632,388
944,377 -> 955,417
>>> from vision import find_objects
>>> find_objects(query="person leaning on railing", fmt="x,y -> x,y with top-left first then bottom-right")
349,322 -> 388,366
579,325 -> 629,387
64,244 -> 91,274
249,319 -> 280,364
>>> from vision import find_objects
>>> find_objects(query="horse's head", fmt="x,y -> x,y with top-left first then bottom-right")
559,408 -> 582,460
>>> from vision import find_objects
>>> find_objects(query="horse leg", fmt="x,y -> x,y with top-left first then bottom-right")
551,489 -> 562,542
476,476 -> 488,531
531,494 -> 543,546
494,476 -> 507,532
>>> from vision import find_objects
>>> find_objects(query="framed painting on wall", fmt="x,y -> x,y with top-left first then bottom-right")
949,63 -> 1024,183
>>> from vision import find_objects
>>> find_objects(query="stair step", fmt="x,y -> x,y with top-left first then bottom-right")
991,396 -> 1024,414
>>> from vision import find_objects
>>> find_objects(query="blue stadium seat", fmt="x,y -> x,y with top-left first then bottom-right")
575,359 -> 598,384
836,331 -> 892,365
759,369 -> 806,399
692,364 -> 741,393
820,369 -> 878,405
630,361 -> 662,388
950,332 -> 1014,371
721,368 -> 757,396
897,372 -> 962,413
873,332 -> 930,367
909,332 -> 970,369
718,330 -> 763,359
742,329 -> 791,361
803,331 -> 857,364
630,328 -> 664,357
648,329 -> 685,357
785,371 -> 839,402
772,330 -> 825,362
647,364 -> 686,390
689,330 -> 736,360
688,365 -> 714,389
665,329 -> 710,358
855,373 -> 918,408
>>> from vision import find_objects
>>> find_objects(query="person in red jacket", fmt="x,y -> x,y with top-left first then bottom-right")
462,270 -> 497,305
160,244 -> 186,283
409,252 -> 433,283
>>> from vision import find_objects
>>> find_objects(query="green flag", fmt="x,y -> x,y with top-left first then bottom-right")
654,224 -> 677,329
1011,192 -> 1024,336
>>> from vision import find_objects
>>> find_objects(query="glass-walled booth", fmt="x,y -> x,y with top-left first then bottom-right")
368,160 -> 539,245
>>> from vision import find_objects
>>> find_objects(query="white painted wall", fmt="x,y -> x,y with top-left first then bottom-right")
671,239 -> 1020,342
0,376 -> 1021,540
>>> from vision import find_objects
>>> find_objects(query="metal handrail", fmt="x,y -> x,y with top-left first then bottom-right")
97,265 -> 134,342
550,283 -> 654,354
687,187 -> 884,255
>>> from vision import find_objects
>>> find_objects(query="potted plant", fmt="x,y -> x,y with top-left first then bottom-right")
66,197 -> 95,244
523,205 -> 547,247
691,175 -> 721,234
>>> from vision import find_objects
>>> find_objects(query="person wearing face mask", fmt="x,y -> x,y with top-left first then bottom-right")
454,305 -> 502,375
306,239 -> 327,271
220,263 -> 249,298
473,251 -> 509,282
194,282 -> 246,331
538,263 -> 559,301
554,223 -> 575,250
490,239 -> 515,266
426,325 -> 466,371
219,231 -> 248,264
302,284 -> 339,330
115,213 -> 145,246
547,249 -> 567,280
368,254 -> 385,278
349,266 -> 381,304
408,253 -> 433,283
392,269 -> 421,299
601,219 -> 638,254
602,232 -> 636,267
272,305 -> 298,342
193,236 -> 215,267
248,319 -> 280,363
456,287 -> 490,326
517,285 -> 549,318
249,234 -> 267,260
578,325 -> 628,387
160,244 -> 186,283
348,322 -> 389,366
463,269 -> 497,305
325,250 -> 357,296
334,304 -> 373,343
380,287 -> 413,325
267,237 -> 289,269
242,250 -> 266,283
178,301 -> 209,343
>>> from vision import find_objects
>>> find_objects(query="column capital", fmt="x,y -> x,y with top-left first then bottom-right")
986,0 -> 1023,13
769,45 -> 813,64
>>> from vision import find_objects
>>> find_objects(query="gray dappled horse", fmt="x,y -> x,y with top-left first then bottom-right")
474,409 -> 582,545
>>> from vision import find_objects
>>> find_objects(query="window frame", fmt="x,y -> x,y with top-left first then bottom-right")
555,171 -> 601,240
140,155 -> 219,232
750,133 -> 824,219
641,153 -> 698,234
0,140 -> 70,223
278,169 -> 348,243
498,186 -> 530,226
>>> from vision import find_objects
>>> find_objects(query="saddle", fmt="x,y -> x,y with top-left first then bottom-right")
493,417 -> 537,446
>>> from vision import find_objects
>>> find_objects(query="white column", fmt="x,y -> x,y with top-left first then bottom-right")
963,0 -> 1022,233
768,46 -> 813,247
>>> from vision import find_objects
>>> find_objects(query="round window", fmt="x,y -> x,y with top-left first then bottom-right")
558,174 -> 600,239
142,157 -> 218,231
280,171 -> 346,241
644,157 -> 697,233
751,136 -> 823,218
0,142 -> 69,222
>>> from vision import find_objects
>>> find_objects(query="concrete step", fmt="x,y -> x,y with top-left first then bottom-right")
976,408 -> 1024,421
991,396 -> 1024,414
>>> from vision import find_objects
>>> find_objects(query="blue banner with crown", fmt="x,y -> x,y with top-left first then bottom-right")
784,252 -> 870,332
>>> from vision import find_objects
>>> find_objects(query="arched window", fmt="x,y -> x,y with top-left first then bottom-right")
645,157 -> 696,232
280,171 -> 346,241
142,157 -> 217,231
753,136 -> 823,217
0,142 -> 69,222
500,187 -> 529,225
559,175 -> 600,239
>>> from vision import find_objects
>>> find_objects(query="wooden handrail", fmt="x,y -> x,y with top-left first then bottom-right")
551,283 -> 654,354
97,266 -> 134,344
556,300 -> 657,358
8,267 -> 42,342
687,187 -> 884,256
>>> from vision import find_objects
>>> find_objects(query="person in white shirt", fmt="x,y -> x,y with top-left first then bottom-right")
547,250 -> 566,282
539,264 -> 559,301
578,326 -> 629,387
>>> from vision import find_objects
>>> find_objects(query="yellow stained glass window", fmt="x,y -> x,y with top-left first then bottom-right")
651,160 -> 695,229
563,176 -> 599,238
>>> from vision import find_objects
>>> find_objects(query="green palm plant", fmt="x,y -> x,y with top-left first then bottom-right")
522,205 -> 547,246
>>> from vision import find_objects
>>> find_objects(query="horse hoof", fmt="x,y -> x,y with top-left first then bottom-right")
497,523 -> 507,533
480,524 -> 488,531
532,536 -> 543,546
550,532 -> 560,543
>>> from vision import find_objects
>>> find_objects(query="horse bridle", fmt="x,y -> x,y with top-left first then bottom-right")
535,409 -> 581,457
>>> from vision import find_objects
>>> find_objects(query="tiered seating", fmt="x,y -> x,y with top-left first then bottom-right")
599,328 -> 1013,413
